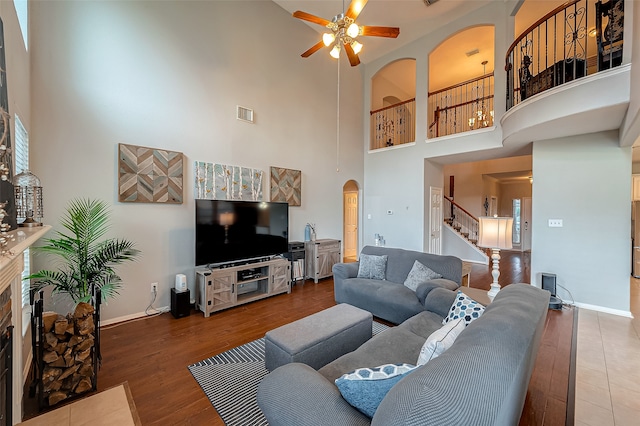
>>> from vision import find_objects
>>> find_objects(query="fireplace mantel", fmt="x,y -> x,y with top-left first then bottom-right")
0,224 -> 51,424
0,225 -> 51,294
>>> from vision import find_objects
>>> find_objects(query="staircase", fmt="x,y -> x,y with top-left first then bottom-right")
443,195 -> 488,259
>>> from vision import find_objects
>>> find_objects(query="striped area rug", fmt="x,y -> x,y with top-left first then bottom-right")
188,321 -> 389,425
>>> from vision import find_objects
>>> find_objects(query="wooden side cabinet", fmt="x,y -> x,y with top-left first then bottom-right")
305,239 -> 341,284
196,257 -> 291,317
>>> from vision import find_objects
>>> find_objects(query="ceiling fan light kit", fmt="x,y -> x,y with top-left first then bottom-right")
293,0 -> 399,67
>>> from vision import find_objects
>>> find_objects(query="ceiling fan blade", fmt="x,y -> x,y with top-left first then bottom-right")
293,11 -> 331,27
360,25 -> 400,38
344,43 -> 361,67
345,0 -> 368,21
301,41 -> 325,58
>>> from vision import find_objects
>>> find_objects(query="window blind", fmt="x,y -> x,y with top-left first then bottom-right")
14,114 -> 31,307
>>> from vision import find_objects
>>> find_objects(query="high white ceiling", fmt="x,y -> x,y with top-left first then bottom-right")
272,0 -> 491,65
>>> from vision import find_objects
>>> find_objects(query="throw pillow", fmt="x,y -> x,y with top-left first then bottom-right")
357,254 -> 388,280
403,260 -> 442,291
442,291 -> 485,326
335,363 -> 416,418
416,318 -> 465,366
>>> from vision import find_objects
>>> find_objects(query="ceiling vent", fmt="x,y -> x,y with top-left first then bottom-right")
236,105 -> 254,123
465,48 -> 480,57
423,0 -> 440,5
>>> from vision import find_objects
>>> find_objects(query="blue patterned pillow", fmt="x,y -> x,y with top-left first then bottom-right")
357,254 -> 388,280
335,363 -> 416,418
442,291 -> 485,326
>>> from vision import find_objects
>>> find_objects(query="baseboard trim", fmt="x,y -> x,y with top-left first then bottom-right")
100,306 -> 170,327
572,302 -> 633,318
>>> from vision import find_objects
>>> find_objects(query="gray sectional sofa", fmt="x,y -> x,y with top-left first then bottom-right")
333,245 -> 463,324
257,284 -> 550,426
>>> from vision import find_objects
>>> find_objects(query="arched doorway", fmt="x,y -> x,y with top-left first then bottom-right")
343,180 -> 359,261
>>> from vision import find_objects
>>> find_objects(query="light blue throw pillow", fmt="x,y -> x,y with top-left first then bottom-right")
357,254 -> 388,280
335,363 -> 416,418
403,260 -> 442,291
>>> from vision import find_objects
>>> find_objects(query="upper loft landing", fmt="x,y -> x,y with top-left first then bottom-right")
368,0 -> 632,154
502,0 -> 631,145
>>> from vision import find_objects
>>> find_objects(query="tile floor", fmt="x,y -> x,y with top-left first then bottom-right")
18,383 -> 140,426
575,278 -> 640,426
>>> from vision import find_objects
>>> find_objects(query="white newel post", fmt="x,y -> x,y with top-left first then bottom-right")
0,225 -> 51,424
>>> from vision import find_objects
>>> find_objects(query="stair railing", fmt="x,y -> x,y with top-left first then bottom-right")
443,195 -> 479,245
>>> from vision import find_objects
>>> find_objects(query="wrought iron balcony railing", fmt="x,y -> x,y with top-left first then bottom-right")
506,0 -> 624,110
428,72 -> 494,139
369,98 -> 415,151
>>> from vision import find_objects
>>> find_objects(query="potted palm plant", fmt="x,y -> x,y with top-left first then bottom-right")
28,198 -> 141,304
28,198 -> 140,407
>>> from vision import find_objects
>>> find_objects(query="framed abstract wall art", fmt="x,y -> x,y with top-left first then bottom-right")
118,143 -> 183,204
270,166 -> 301,206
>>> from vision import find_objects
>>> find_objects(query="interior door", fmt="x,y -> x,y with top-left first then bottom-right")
429,187 -> 443,254
343,191 -> 358,259
522,197 -> 532,251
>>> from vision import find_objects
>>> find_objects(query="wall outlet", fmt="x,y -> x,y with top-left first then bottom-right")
151,282 -> 158,293
548,219 -> 563,227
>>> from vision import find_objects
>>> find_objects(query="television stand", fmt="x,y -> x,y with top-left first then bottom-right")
196,257 -> 291,317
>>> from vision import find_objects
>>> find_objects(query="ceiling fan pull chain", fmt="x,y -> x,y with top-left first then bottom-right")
336,57 -> 341,173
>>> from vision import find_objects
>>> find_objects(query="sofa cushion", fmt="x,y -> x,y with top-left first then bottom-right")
335,363 -> 417,418
443,290 -> 485,326
417,318 -> 465,366
357,254 -> 388,280
403,260 -> 442,291
337,277 -> 425,325
360,246 -> 462,285
319,325 -> 426,382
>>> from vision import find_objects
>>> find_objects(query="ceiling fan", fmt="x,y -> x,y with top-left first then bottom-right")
293,0 -> 400,67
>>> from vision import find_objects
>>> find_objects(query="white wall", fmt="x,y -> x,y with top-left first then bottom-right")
29,0 -> 364,321
531,131 -> 631,314
361,1 -> 511,252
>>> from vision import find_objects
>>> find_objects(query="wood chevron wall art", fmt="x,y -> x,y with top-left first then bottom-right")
118,143 -> 183,203
270,167 -> 301,206
194,161 -> 263,201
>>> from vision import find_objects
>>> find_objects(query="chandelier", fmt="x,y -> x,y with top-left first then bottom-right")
322,14 -> 363,59
468,60 -> 494,130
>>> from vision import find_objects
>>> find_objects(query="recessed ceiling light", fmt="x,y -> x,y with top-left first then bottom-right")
588,27 -> 597,37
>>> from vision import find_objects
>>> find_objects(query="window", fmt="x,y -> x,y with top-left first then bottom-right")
14,114 -> 30,309
512,199 -> 521,245
13,0 -> 28,50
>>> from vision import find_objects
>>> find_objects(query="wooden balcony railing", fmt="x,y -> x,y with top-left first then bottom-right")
369,98 -> 415,150
428,73 -> 494,138
505,0 -> 624,110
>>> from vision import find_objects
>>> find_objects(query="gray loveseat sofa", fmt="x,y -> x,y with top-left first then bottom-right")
333,245 -> 463,324
257,284 -> 550,426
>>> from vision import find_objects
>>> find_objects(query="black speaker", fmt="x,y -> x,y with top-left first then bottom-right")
541,273 -> 557,296
171,288 -> 191,318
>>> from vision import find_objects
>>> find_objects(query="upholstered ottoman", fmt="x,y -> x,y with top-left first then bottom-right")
264,303 -> 373,372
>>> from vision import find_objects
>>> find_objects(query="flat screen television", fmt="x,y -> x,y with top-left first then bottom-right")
195,199 -> 289,266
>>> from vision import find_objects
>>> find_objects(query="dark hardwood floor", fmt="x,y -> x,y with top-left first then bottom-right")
24,250 -> 573,425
